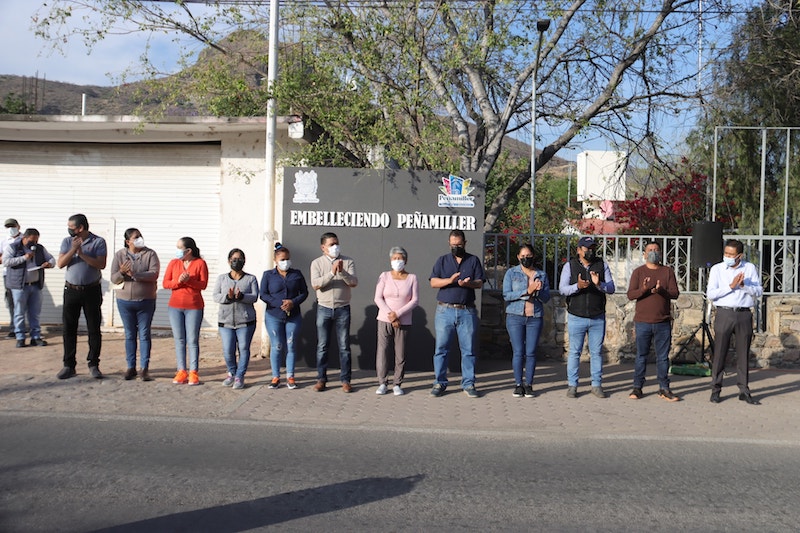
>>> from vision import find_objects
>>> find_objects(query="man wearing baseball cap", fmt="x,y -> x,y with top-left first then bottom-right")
558,236 -> 616,398
1,218 -> 21,337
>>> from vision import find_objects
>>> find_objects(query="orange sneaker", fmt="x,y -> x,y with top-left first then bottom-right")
188,370 -> 200,386
287,377 -> 297,389
269,377 -> 280,389
172,370 -> 188,384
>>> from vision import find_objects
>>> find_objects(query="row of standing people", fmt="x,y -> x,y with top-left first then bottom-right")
111,228 -> 487,396
45,219 -> 424,393
107,229 -> 766,402
3,219 -> 479,397
5,213 -> 761,403
504,235 -> 762,404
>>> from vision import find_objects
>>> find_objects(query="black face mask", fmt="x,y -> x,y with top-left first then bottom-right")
67,228 -> 77,237
230,259 -> 245,272
520,257 -> 534,269
451,245 -> 466,258
584,249 -> 596,261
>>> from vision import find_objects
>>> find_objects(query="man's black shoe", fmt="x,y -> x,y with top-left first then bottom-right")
15,340 -> 26,348
57,366 -> 76,379
89,366 -> 103,379
739,392 -> 760,405
7,331 -> 16,338
710,390 -> 721,403
30,338 -> 48,346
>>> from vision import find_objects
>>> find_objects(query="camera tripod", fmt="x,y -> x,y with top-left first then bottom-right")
674,296 -> 714,365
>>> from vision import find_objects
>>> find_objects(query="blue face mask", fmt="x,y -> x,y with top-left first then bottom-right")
175,248 -> 187,260
723,256 -> 737,267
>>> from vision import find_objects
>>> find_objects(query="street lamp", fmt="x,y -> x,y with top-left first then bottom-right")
530,18 -> 551,237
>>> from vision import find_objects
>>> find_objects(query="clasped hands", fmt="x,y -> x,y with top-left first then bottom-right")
527,276 -> 543,294
448,272 -> 473,288
641,276 -> 661,294
387,310 -> 401,329
576,272 -> 600,289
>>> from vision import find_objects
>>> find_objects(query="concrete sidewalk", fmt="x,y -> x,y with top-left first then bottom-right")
1,331 -> 798,444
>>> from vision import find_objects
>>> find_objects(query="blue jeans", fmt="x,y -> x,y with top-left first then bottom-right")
433,305 -> 478,389
316,305 -> 351,383
634,321 -> 672,389
117,298 -> 156,369
566,313 -> 606,387
506,314 -> 543,386
266,312 -> 302,378
219,322 -> 256,380
11,285 -> 42,340
168,307 -> 203,371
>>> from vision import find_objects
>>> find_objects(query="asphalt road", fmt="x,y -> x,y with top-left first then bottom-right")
1,412 -> 799,533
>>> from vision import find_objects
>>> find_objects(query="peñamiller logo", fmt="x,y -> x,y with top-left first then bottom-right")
438,174 -> 475,208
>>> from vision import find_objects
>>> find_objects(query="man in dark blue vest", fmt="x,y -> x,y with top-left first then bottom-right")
3,228 -> 55,348
559,236 -> 616,398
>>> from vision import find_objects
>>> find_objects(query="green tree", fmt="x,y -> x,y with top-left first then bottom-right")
687,0 -> 800,234
35,0 -> 737,231
0,93 -> 32,114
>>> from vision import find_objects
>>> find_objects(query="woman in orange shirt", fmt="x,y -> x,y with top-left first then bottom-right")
163,237 -> 209,385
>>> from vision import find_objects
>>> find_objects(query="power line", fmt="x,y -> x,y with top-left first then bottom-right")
147,1 -> 752,16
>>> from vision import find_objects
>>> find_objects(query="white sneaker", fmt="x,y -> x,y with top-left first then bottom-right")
376,384 -> 388,395
393,385 -> 404,396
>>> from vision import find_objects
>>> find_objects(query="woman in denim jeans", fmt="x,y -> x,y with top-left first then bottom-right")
502,243 -> 551,398
213,248 -> 259,390
110,228 -> 160,381
163,237 -> 208,386
260,243 -> 308,389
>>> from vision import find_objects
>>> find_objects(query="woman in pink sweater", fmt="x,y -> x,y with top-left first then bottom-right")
373,246 -> 419,396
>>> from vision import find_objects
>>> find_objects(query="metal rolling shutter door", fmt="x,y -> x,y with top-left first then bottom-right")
0,141 -> 221,330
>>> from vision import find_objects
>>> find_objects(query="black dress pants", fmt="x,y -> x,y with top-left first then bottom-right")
711,307 -> 753,393
62,284 -> 103,368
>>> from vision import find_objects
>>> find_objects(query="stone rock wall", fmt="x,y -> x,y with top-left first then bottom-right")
480,291 -> 800,369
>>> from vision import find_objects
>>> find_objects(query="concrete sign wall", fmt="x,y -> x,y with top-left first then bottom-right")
281,167 -> 485,372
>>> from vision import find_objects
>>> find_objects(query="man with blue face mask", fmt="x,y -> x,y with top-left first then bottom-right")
707,239 -> 763,405
626,240 -> 680,401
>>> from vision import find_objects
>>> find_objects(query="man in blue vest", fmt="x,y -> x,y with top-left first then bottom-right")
3,228 -> 55,348
559,236 -> 616,398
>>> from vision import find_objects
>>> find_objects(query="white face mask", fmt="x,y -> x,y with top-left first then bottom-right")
277,259 -> 292,271
723,256 -> 737,267
8,227 -> 19,237
132,237 -> 145,249
391,259 -> 405,272
175,248 -> 187,260
327,244 -> 340,258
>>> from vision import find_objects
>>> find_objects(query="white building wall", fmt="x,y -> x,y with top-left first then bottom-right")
0,121 -> 301,335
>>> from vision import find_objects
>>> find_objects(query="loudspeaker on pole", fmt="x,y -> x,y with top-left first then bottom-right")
691,221 -> 723,268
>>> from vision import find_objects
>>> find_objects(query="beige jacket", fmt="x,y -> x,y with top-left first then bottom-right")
310,254 -> 357,309
110,247 -> 160,301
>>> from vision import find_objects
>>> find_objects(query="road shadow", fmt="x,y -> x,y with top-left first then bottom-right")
90,474 -> 424,532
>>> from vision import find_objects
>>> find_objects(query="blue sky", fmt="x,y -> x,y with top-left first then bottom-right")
0,0 -> 187,86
